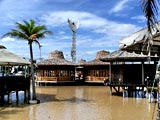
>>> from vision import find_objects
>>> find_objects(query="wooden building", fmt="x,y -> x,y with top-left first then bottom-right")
79,50 -> 110,83
101,50 -> 159,97
36,50 -> 76,84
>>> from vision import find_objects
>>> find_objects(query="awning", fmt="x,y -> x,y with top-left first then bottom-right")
0,48 -> 30,65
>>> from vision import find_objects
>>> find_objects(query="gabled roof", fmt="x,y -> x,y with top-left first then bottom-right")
100,50 -> 159,62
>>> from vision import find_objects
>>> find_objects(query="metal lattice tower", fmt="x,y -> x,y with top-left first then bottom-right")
68,19 -> 79,63
71,31 -> 76,63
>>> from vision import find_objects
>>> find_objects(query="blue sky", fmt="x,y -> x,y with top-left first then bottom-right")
0,0 -> 147,62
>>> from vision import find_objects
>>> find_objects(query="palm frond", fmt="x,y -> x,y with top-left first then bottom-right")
33,39 -> 42,48
2,29 -> 28,40
2,19 -> 53,45
141,0 -> 160,33
15,22 -> 30,36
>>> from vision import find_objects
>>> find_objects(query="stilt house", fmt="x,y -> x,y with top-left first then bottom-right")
36,50 -> 76,83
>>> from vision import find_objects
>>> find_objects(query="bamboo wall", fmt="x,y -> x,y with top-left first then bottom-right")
36,67 -> 75,82
84,67 -> 109,82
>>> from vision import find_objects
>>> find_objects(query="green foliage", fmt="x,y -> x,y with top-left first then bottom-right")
2,19 -> 53,43
141,0 -> 160,32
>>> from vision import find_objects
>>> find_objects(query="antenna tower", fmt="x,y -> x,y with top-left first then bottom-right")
68,19 -> 79,63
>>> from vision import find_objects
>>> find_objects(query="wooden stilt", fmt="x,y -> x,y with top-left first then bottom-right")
110,86 -> 112,95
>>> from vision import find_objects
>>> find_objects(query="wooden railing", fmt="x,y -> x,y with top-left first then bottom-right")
36,76 -> 57,81
85,76 -> 107,82
36,76 -> 74,83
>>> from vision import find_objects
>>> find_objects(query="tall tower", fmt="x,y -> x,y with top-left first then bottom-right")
68,19 -> 79,63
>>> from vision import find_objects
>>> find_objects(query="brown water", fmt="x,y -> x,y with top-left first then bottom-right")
0,86 -> 157,120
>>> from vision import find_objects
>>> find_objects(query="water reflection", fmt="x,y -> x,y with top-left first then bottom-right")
0,86 -> 157,120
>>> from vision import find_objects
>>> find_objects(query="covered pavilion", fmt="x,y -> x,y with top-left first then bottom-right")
0,46 -> 30,104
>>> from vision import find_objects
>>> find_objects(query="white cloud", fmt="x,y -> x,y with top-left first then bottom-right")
39,10 -> 142,61
110,0 -> 130,13
58,31 -> 66,35
41,10 -> 141,37
131,15 -> 146,23
1,37 -> 15,42
0,1 -> 144,61
41,11 -> 107,28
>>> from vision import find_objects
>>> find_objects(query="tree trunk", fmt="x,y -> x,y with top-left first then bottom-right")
157,78 -> 160,119
29,41 -> 37,100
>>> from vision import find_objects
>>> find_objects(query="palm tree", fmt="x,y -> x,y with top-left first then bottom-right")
141,0 -> 160,57
141,1 -> 160,119
3,19 -> 52,102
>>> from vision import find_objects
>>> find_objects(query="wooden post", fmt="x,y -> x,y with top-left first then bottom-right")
142,61 -> 144,84
156,60 -> 160,119
109,62 -> 112,83
109,62 -> 112,95
157,78 -> 160,119
141,62 -> 145,97
110,86 -> 112,95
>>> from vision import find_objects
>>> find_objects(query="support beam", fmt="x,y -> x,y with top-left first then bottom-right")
142,61 -> 144,84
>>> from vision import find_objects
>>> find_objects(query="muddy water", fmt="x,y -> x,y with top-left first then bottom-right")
0,86 -> 157,120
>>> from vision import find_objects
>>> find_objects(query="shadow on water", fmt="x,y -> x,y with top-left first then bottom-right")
0,94 -> 31,120
0,107 -> 25,119
0,92 -> 92,119
36,93 -> 92,104
53,96 -> 92,103
1,92 -> 92,106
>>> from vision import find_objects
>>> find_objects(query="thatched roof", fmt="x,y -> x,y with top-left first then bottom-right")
119,22 -> 160,56
0,48 -> 30,65
0,45 -> 6,49
78,59 -> 86,64
80,50 -> 110,65
49,50 -> 64,59
100,50 -> 159,62
81,59 -> 110,66
37,58 -> 76,66
37,50 -> 76,66
96,50 -> 110,60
